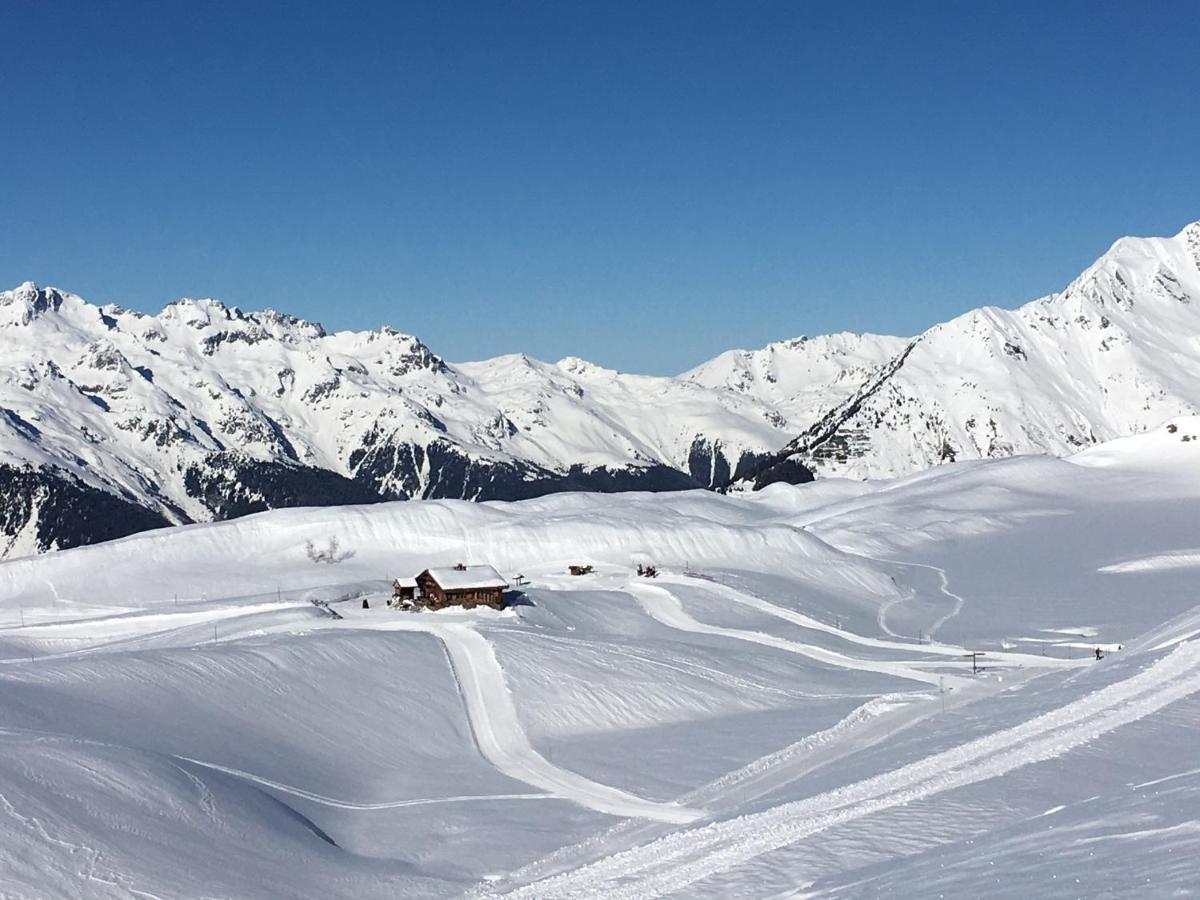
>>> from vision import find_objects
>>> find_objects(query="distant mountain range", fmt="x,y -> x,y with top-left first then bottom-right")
2,220 -> 1198,557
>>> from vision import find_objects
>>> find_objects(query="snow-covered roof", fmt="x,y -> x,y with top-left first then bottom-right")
423,565 -> 508,591
393,576 -> 418,588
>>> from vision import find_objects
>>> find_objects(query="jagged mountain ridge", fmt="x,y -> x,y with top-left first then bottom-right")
2,219 -> 1198,556
737,220 -> 1200,486
0,284 -> 843,556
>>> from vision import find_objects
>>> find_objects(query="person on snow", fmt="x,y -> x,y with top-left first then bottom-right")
1095,646 -> 1103,660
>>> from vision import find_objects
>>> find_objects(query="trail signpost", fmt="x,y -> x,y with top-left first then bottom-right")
963,650 -> 986,674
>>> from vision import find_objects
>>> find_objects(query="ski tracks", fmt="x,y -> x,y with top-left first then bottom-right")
3,602 -> 700,825
629,582 -> 960,689
500,640 -> 1200,899
178,757 -> 550,811
467,692 -> 934,897
854,554 -> 965,640
361,617 -> 702,824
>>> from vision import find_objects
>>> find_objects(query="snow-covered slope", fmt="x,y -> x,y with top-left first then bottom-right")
1,421 -> 1198,897
747,221 -> 1200,484
4,219 -> 1200,556
682,332 -> 908,421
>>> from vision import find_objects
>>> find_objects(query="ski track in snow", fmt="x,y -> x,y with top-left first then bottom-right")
469,566 -> 1080,897
630,582 -> 963,689
1099,549 -> 1200,574
678,574 -> 959,657
178,757 -> 552,811
670,572 -> 1076,673
309,616 -> 703,824
469,691 -> 948,896
0,599 -> 699,825
0,601 -> 301,662
481,576 -> 1077,896
499,640 -> 1200,899
844,554 -> 966,640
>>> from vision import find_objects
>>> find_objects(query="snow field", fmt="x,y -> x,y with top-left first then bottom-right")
500,639 -> 1200,899
1,421 -> 1199,896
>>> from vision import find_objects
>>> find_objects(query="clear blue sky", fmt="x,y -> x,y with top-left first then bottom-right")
2,1 -> 1197,374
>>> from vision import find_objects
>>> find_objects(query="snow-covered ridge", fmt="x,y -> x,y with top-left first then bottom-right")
3,219 -> 1199,556
0,281 -> 795,556
738,220 -> 1200,486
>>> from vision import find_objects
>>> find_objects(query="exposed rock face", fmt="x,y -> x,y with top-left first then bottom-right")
751,458 -> 816,491
0,464 -> 171,557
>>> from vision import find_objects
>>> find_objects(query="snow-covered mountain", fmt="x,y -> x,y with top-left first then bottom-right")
0,284 -> 799,556
3,219 -> 1198,556
741,220 -> 1200,486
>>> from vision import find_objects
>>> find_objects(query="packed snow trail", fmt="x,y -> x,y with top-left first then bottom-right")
179,757 -> 551,811
499,641 -> 1200,899
671,573 -> 1078,672
678,572 -> 950,653
0,600 -> 308,663
629,583 -> 962,689
847,554 -> 965,639
469,693 -> 942,896
475,643 -> 1060,896
354,615 -> 703,824
0,597 -> 700,823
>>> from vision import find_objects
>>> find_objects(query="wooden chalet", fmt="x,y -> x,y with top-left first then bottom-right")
390,576 -> 418,604
416,565 -> 508,610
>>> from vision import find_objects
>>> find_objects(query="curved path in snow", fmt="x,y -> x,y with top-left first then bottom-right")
673,574 -> 1070,670
853,554 -> 966,639
354,617 -> 703,824
179,757 -> 550,811
676,574 -> 966,656
629,582 -> 962,689
499,640 -> 1200,899
470,692 -> 947,896
479,576 -> 1079,896
0,600 -> 701,824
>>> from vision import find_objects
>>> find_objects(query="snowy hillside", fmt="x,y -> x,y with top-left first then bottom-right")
4,219 -> 1199,557
0,419 -> 1198,897
746,220 -> 1200,484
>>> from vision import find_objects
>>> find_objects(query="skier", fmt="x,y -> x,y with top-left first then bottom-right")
363,597 -> 370,610
1094,646 -> 1103,661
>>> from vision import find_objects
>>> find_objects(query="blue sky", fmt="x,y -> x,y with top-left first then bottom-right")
2,2 -> 1197,374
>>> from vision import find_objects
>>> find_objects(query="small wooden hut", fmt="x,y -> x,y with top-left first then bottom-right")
391,577 -> 418,604
416,565 -> 508,610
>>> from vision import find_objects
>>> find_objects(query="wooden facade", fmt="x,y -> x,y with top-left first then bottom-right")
415,566 -> 507,610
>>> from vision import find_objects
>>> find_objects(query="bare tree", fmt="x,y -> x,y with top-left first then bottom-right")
305,536 -> 356,564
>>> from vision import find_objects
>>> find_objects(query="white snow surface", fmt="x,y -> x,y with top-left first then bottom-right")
0,419 -> 1199,896
4,219 -> 1200,554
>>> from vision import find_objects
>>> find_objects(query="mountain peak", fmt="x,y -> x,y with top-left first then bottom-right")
0,282 -> 67,326
1181,221 -> 1200,272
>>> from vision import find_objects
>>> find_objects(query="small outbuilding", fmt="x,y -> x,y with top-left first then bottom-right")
416,565 -> 508,610
391,577 -> 418,605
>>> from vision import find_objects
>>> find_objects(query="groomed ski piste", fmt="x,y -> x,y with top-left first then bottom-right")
1,418 -> 1199,897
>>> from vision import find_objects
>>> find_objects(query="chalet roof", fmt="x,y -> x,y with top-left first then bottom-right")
393,576 -> 418,588
423,565 -> 508,591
